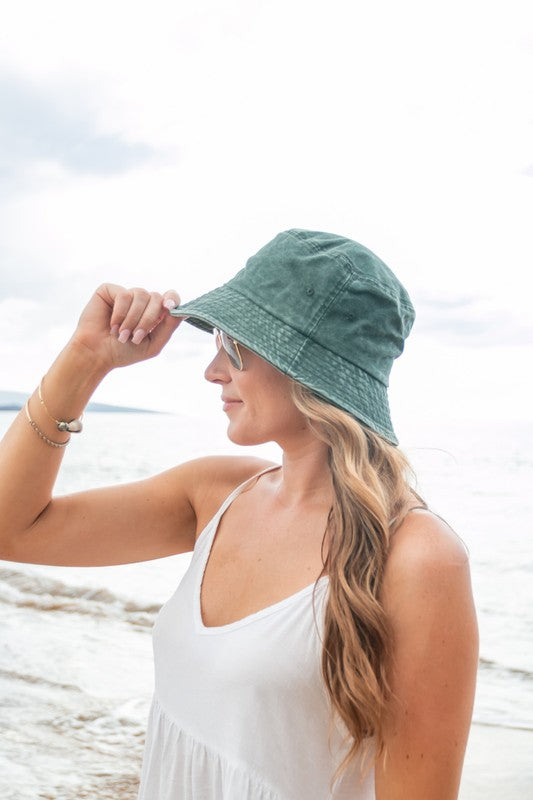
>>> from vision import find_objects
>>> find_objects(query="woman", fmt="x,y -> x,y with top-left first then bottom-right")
0,229 -> 478,799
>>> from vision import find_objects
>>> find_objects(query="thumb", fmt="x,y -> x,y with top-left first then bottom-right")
146,307 -> 185,354
161,290 -> 181,311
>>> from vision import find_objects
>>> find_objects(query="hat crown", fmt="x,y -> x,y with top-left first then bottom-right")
229,229 -> 415,386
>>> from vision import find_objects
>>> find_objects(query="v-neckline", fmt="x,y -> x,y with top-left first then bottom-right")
194,464 -> 329,635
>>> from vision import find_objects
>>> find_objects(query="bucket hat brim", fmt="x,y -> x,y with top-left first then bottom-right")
171,285 -> 399,446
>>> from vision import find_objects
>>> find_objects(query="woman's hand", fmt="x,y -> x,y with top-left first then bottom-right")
69,283 -> 184,372
0,282 -> 185,560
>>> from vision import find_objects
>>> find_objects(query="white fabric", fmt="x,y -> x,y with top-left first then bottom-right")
138,465 -> 375,799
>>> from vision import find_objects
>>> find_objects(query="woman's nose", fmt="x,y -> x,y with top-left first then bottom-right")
204,349 -> 230,383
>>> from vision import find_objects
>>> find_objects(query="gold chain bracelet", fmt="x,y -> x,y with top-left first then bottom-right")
38,376 -> 83,433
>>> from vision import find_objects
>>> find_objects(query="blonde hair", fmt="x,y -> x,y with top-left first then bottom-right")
288,379 -> 427,787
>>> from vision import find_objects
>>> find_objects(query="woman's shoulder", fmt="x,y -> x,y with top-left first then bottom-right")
389,506 -> 469,570
184,454 -> 280,540
383,506 -> 473,623
193,453 -> 280,491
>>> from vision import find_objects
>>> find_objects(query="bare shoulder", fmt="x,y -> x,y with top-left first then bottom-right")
382,507 -> 476,636
387,508 -> 470,579
174,454 -> 280,540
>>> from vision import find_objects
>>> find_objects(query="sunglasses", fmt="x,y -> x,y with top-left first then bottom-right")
214,327 -> 244,370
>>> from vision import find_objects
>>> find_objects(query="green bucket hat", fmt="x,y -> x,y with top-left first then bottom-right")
170,229 -> 415,446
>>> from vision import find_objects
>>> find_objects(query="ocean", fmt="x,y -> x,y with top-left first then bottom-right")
0,410 -> 531,799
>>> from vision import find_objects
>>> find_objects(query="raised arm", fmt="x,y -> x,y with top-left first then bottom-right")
0,283 -> 199,566
375,510 -> 479,800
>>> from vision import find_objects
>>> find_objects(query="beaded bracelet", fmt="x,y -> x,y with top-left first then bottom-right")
24,400 -> 70,448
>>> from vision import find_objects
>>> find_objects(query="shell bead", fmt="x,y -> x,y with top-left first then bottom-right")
58,419 -> 83,433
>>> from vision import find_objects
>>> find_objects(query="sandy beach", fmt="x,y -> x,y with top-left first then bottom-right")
460,723 -> 533,799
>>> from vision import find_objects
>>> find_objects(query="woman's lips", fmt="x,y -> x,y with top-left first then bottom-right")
222,400 -> 242,411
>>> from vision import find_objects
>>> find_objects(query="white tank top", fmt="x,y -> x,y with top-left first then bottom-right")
137,464 -> 375,800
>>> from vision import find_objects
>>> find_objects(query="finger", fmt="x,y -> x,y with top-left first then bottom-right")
162,290 -> 181,311
95,283 -> 127,328
135,290 -> 181,344
109,288 -> 138,334
144,309 -> 184,354
114,288 -> 155,343
129,292 -> 168,345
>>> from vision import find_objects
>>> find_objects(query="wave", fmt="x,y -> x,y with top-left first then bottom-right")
472,719 -> 533,733
479,656 -> 533,682
0,666 -> 82,693
0,567 -> 161,628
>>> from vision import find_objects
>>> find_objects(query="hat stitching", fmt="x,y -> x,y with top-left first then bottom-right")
209,282 -> 394,384
290,329 -> 391,388
287,229 -> 414,313
175,289 -> 391,383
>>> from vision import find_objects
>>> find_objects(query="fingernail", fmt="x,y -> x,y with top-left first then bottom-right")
110,324 -> 119,337
132,328 -> 146,345
118,329 -> 131,344
163,299 -> 177,310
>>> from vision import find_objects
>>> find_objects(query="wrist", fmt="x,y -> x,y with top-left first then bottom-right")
62,337 -> 112,383
40,340 -> 110,423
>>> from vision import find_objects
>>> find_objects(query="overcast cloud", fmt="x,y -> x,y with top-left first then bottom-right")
0,0 -> 532,424
0,74 -> 155,188
414,294 -> 533,347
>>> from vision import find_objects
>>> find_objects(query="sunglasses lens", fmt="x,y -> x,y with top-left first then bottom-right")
215,329 -> 242,370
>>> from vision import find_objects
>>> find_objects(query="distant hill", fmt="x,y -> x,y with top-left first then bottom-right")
0,390 -> 159,414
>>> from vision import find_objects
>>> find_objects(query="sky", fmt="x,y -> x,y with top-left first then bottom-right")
0,0 -> 532,432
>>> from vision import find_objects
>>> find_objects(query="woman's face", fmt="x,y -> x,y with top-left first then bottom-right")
204,335 -> 310,447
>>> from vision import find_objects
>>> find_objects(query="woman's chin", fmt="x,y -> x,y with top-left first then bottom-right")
226,423 -> 269,447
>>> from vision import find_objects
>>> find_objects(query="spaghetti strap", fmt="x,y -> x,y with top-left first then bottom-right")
194,464 -> 281,550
